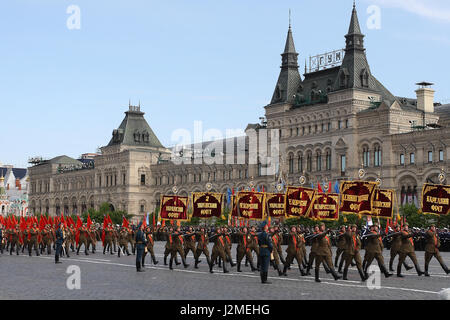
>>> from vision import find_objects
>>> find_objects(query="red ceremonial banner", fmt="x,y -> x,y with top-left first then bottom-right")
339,181 -> 377,216
372,189 -> 395,219
265,193 -> 286,218
421,183 -> 450,216
191,192 -> 223,219
312,193 -> 339,221
236,191 -> 265,220
285,186 -> 316,217
159,195 -> 189,221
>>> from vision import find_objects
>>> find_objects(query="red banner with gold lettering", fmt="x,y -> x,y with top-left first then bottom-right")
339,181 -> 377,216
372,189 -> 395,219
191,192 -> 223,219
236,191 -> 265,220
159,195 -> 189,221
265,193 -> 286,218
312,193 -> 339,221
285,187 -> 316,218
421,183 -> 450,216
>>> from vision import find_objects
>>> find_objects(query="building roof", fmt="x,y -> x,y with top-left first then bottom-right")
435,104 -> 450,126
48,155 -> 83,166
107,106 -> 164,149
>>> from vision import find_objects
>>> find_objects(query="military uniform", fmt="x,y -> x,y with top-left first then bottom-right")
135,224 -> 147,272
184,230 -> 197,262
342,228 -> 366,281
209,232 -> 229,273
76,226 -> 90,255
314,231 -> 340,282
163,230 -> 180,266
397,228 -> 424,277
283,231 -> 306,276
193,230 -> 211,269
9,227 -> 21,255
142,228 -> 158,266
27,225 -> 40,257
389,231 -> 413,271
236,231 -> 257,272
247,231 -> 260,269
55,225 -> 65,264
258,224 -> 273,284
87,226 -> 97,253
118,228 -> 131,257
169,231 -> 189,270
335,230 -> 346,273
363,230 -> 392,278
424,228 -> 450,275
103,225 -> 114,254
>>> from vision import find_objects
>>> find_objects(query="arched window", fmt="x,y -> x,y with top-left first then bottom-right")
363,146 -> 370,167
360,69 -> 369,88
307,153 -> 312,172
316,152 -> 322,171
289,154 -> 294,174
298,154 -> 303,173
374,145 -> 381,167
326,150 -> 331,171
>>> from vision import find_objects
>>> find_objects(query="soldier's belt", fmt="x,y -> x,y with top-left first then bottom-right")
260,245 -> 269,248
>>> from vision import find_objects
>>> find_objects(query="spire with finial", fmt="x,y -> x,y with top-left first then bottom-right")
270,11 -> 301,104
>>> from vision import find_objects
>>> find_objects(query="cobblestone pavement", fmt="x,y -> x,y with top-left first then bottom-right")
0,242 -> 449,300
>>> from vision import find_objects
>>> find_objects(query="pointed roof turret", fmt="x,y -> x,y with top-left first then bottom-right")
270,15 -> 301,104
348,1 -> 362,35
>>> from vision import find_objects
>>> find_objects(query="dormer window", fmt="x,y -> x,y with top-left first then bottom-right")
134,130 -> 141,142
339,68 -> 349,89
360,69 -> 369,88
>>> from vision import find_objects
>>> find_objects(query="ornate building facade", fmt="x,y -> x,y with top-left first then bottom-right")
28,5 -> 449,220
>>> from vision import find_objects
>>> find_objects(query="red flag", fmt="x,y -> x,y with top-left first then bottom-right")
102,215 -> 108,245
328,181 -> 332,193
162,220 -> 165,227
122,217 -> 129,229
87,214 -> 92,229
385,219 -> 390,234
142,214 -> 147,229
75,216 -> 83,246
317,183 -> 323,193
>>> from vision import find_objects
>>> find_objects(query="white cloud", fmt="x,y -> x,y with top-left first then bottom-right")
367,0 -> 450,23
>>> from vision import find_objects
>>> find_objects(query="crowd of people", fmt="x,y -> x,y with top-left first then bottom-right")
1,218 -> 449,283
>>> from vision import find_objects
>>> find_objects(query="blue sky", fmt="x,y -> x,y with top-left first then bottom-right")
1,0 -> 449,168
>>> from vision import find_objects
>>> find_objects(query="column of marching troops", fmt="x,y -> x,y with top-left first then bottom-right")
0,219 -> 449,282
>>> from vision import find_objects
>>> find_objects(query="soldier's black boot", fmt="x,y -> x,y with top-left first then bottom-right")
164,255 -> 168,266
152,255 -> 159,265
103,247 -> 106,255
175,256 -> 181,266
136,261 -> 142,272
276,265 -> 283,277
182,256 -> 190,268
404,262 -> 413,271
169,258 -> 173,270
380,264 -> 393,278
389,259 -> 394,272
357,267 -> 367,281
305,264 -> 312,276
324,264 -> 331,274
396,264 -> 404,277
118,248 -> 121,257
315,269 -> 321,283
195,259 -> 199,269
282,264 -> 288,276
244,256 -> 248,267
209,262 -> 214,274
414,263 -> 424,276
264,272 -> 271,284
330,268 -> 341,281
223,262 -> 229,273
85,248 -> 89,255
218,257 -> 222,268
424,264 -> 430,277
299,265 -> 307,276
338,259 -> 344,274
250,260 -> 258,272
229,256 -> 236,267
342,269 -> 348,280
237,262 -> 242,272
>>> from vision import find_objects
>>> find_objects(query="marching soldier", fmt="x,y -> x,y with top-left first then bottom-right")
209,228 -> 229,273
273,226 -> 287,266
142,226 -> 158,267
222,227 -> 235,267
283,226 -> 306,276
306,225 -> 320,275
236,227 -> 257,272
424,224 -> 449,276
103,223 -> 115,255
335,225 -> 346,273
184,226 -> 197,263
342,224 -> 366,281
313,223 -> 341,283
163,227 -> 180,266
9,225 -> 21,255
397,223 -> 425,277
28,223 -> 40,257
87,225 -> 97,254
193,227 -> 211,269
169,227 -> 190,270
117,226 -> 131,257
258,221 -> 273,284
40,225 -> 53,255
362,224 -> 393,278
247,226 -> 260,270
388,225 -> 413,272
76,223 -> 90,255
